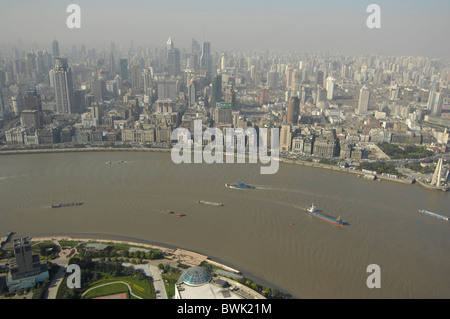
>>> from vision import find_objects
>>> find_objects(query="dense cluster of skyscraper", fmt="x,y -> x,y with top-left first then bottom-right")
0,37 -> 448,162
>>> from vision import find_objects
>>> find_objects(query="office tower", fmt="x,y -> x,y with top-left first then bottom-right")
74,89 -> 86,113
210,75 -> 222,107
427,90 -> 444,116
258,88 -> 270,105
357,85 -> 370,114
9,237 -> 43,280
91,79 -> 107,101
286,67 -> 293,90
109,51 -> 116,75
25,52 -> 37,79
167,39 -> 181,77
188,80 -> 196,107
267,70 -> 279,90
221,54 -> 227,71
225,85 -> 236,110
214,105 -> 233,125
316,88 -> 327,105
287,96 -> 300,124
21,89 -> 42,127
119,58 -> 128,80
157,78 -> 179,101
316,70 -> 324,87
52,39 -> 60,57
192,38 -> 200,53
6,236 -> 49,293
326,77 -> 335,100
200,42 -> 212,73
131,63 -> 141,93
142,68 -> 152,96
50,57 -> 75,114
280,124 -> 292,151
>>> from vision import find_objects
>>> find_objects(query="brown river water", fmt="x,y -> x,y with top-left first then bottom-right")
0,151 -> 449,298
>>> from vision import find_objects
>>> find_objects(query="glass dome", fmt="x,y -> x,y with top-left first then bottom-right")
177,267 -> 212,287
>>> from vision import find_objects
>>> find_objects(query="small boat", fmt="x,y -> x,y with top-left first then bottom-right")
225,182 -> 256,189
198,200 -> 224,206
306,204 -> 345,226
167,211 -> 185,217
52,202 -> 84,208
106,161 -> 112,164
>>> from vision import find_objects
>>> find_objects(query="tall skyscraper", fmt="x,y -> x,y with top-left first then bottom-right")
91,79 -> 107,101
287,96 -> 300,124
267,70 -> 279,90
280,124 -> 292,151
119,58 -> 128,80
131,63 -> 141,93
200,42 -> 212,73
188,80 -> 196,107
50,57 -> 74,114
357,86 -> 370,114
427,90 -> 444,116
210,75 -> 222,107
167,37 -> 181,77
326,77 -> 335,100
316,70 -> 324,87
52,39 -> 60,58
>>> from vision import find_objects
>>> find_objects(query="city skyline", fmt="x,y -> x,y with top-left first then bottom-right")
0,0 -> 449,58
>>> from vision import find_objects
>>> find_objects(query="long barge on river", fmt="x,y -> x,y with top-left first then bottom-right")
52,202 -> 84,208
419,209 -> 449,221
306,204 -> 345,226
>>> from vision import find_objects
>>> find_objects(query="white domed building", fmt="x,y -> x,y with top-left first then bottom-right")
174,266 -> 244,299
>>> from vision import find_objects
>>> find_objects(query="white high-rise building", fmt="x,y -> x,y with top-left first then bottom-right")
50,57 -> 74,114
326,77 -> 335,100
427,90 -> 444,116
357,86 -> 370,114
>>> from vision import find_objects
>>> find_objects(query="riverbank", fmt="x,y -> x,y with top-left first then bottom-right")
280,158 -> 415,185
0,147 -> 171,156
0,146 -> 428,187
27,234 -> 241,274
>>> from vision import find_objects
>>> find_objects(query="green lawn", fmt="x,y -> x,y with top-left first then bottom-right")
82,275 -> 155,299
83,282 -> 130,299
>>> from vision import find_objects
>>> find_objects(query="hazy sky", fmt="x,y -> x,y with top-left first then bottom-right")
1,0 -> 449,58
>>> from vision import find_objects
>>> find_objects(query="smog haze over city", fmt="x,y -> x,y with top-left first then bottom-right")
0,0 -> 449,57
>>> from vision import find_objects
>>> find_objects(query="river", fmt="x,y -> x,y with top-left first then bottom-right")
0,151 -> 449,298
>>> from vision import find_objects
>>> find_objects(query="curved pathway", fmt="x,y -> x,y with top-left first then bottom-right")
81,281 -> 143,299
